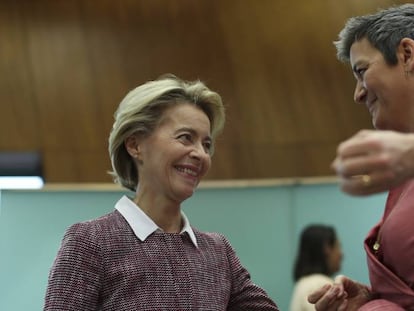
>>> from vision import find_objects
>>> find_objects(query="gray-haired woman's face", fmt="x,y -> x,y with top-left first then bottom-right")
350,37 -> 414,132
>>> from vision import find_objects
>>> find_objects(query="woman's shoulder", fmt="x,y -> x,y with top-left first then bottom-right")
193,228 -> 226,241
192,229 -> 232,248
65,210 -> 125,238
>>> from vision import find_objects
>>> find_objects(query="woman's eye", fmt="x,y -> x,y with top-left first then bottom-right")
356,68 -> 366,78
178,133 -> 192,142
203,141 -> 212,153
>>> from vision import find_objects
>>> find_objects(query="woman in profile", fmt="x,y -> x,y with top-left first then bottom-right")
289,224 -> 343,311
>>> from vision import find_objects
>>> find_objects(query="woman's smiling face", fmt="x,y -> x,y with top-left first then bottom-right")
135,103 -> 212,203
350,37 -> 414,132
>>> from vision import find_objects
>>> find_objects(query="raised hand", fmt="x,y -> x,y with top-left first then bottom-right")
332,130 -> 414,196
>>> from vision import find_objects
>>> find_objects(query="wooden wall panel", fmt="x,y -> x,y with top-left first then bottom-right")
0,1 -> 40,150
0,0 -> 409,183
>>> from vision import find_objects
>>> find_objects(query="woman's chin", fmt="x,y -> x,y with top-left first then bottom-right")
372,117 -> 387,130
178,187 -> 196,201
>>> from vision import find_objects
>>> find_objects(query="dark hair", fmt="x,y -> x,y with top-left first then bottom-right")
293,224 -> 337,281
334,4 -> 414,65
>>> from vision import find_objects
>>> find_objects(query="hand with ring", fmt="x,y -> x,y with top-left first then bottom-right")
332,130 -> 414,196
351,175 -> 371,187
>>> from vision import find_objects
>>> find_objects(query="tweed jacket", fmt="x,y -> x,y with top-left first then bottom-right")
44,208 -> 279,310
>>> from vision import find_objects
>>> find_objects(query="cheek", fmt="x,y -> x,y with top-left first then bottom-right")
205,157 -> 212,172
200,156 -> 212,176
369,68 -> 401,97
364,71 -> 380,89
336,251 -> 343,264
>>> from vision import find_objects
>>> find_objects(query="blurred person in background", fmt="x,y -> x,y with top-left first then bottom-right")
290,224 -> 342,311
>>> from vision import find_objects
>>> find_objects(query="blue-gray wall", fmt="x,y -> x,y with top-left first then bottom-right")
0,182 -> 386,310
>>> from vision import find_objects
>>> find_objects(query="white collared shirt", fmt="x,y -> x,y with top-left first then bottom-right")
115,195 -> 198,247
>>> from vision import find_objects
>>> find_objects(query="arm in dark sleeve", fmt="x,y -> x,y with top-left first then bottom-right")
44,222 -> 103,311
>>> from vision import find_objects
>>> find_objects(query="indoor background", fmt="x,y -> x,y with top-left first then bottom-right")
3,0 -> 409,183
1,1 -> 410,310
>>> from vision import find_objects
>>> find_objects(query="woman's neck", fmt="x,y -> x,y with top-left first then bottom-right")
133,193 -> 183,233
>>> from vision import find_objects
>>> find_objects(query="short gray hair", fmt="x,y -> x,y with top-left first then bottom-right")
108,74 -> 225,191
334,4 -> 414,64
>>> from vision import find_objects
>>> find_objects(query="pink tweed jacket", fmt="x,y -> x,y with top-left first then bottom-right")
44,210 -> 279,310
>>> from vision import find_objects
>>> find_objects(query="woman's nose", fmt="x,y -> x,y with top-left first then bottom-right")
190,143 -> 207,159
354,83 -> 367,104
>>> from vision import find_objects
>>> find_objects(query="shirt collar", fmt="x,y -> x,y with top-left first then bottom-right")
115,195 -> 198,247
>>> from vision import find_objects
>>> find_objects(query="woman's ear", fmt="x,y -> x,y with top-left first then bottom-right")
125,135 -> 141,160
399,38 -> 414,70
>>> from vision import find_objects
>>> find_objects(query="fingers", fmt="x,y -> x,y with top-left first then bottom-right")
337,172 -> 394,196
336,130 -> 379,159
332,130 -> 398,195
332,155 -> 393,195
333,274 -> 348,284
312,284 -> 347,311
308,284 -> 331,303
332,147 -> 390,178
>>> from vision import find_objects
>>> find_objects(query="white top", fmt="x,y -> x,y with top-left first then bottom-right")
289,274 -> 333,311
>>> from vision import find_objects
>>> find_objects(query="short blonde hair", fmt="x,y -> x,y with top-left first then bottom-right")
108,74 -> 225,191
